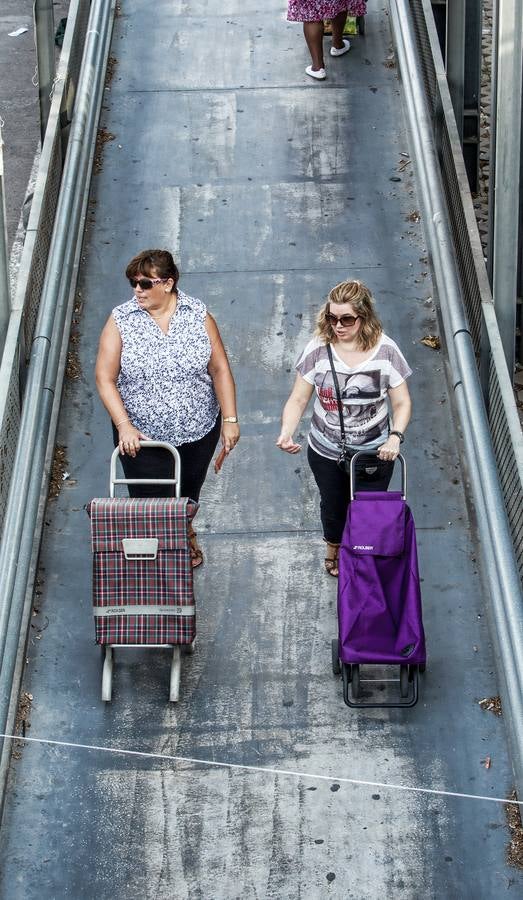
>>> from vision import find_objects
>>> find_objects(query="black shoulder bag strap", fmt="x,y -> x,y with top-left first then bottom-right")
327,343 -> 347,449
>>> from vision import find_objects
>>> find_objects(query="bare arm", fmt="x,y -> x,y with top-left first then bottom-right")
276,374 -> 315,454
377,380 -> 412,461
95,315 -> 147,457
206,313 -> 240,454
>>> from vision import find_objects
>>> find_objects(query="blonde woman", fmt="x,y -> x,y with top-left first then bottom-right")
277,280 -> 412,577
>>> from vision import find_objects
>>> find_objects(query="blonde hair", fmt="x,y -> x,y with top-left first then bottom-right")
315,280 -> 382,351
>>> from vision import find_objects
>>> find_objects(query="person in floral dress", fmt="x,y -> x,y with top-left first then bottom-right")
287,1 -> 367,80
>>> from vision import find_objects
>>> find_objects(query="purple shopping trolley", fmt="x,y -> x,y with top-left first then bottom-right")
332,452 -> 426,707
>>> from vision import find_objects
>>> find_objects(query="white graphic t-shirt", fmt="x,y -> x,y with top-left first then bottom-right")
295,334 -> 412,460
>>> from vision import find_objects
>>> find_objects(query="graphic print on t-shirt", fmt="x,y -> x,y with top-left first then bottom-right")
294,335 -> 412,459
317,369 -> 381,410
314,369 -> 384,446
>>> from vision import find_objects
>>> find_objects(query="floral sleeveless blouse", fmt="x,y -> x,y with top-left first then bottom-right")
112,289 -> 220,446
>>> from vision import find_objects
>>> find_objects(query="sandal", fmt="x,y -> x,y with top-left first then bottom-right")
188,525 -> 204,569
324,541 -> 340,577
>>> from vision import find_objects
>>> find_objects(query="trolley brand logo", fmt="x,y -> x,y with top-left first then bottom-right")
104,607 -> 126,615
353,544 -> 374,550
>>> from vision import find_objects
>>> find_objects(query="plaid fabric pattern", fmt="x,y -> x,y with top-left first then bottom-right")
88,497 -> 198,645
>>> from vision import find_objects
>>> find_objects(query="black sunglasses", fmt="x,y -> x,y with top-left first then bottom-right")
326,312 -> 361,327
129,277 -> 168,290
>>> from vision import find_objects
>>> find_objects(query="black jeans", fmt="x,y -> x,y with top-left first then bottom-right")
307,444 -> 394,544
112,415 -> 221,500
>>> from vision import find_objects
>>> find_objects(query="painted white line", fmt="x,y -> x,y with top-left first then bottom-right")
2,732 -> 521,807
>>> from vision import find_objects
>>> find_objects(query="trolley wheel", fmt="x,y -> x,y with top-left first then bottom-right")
331,639 -> 341,675
169,646 -> 182,702
400,664 -> 409,698
357,15 -> 365,35
101,646 -> 113,702
351,664 -> 361,699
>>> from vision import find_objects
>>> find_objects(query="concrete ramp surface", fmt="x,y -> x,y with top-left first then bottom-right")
0,2 -> 522,898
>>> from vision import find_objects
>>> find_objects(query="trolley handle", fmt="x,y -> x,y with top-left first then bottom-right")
349,450 -> 406,502
109,440 -> 182,498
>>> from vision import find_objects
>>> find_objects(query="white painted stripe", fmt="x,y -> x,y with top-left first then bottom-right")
93,604 -> 195,617
1,733 -> 520,807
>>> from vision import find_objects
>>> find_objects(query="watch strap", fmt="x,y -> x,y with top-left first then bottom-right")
389,430 -> 404,443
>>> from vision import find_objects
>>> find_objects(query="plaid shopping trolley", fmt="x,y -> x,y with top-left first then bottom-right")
87,441 -> 198,702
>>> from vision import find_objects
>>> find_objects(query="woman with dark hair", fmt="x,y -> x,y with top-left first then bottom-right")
287,1 -> 367,80
277,280 -> 412,576
95,249 -> 240,568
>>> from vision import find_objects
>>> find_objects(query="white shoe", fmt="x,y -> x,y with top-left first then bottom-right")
305,65 -> 326,80
330,39 -> 351,56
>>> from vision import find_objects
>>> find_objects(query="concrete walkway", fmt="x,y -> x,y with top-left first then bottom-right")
0,2 -> 522,897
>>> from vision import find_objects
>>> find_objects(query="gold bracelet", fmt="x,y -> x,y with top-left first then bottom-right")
115,417 -> 130,429
223,416 -> 238,424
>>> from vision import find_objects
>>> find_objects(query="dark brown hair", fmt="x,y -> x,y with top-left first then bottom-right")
316,280 -> 383,351
125,249 -> 179,293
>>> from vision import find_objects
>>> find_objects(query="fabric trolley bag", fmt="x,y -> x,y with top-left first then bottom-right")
332,451 -> 426,708
87,440 -> 198,702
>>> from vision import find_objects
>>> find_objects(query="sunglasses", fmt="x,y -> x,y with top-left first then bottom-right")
129,277 -> 168,290
326,312 -> 361,327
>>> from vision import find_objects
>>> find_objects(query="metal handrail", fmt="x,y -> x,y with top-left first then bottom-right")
389,0 -> 523,795
0,0 -> 115,782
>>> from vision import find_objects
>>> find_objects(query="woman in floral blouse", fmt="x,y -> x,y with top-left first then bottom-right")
287,1 -> 367,80
95,248 -> 240,568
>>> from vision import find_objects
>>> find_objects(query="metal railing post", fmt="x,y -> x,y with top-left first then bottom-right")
33,0 -> 56,142
0,125 -> 10,354
491,0 -> 523,377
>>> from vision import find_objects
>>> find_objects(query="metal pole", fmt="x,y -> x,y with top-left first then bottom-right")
390,0 -> 523,796
445,0 -> 465,142
462,0 -> 482,193
486,0 -> 498,286
445,0 -> 481,192
0,125 -> 10,354
491,0 -> 523,378
33,0 -> 56,143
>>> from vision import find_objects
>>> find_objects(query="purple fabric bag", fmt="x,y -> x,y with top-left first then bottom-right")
337,491 -> 426,665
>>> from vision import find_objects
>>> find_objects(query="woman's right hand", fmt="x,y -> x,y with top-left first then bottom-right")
117,422 -> 147,458
276,432 -> 302,454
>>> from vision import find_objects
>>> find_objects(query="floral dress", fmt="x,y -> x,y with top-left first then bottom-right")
287,0 -> 366,22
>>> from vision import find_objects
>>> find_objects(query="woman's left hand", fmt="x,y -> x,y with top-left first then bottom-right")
377,434 -> 401,461
221,421 -> 240,454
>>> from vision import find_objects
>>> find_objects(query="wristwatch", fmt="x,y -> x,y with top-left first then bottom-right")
389,430 -> 404,443
223,416 -> 238,424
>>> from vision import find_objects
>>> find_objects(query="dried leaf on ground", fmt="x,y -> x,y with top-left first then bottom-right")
94,128 -> 116,174
506,792 -> 523,869
15,691 -> 33,734
66,347 -> 81,379
49,444 -> 69,500
481,755 -> 492,769
420,334 -> 441,350
479,696 -> 502,716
